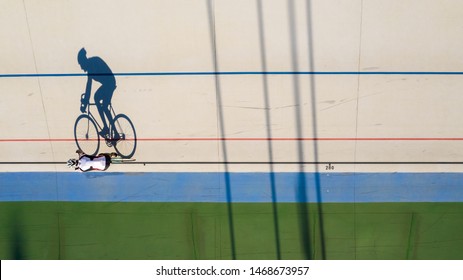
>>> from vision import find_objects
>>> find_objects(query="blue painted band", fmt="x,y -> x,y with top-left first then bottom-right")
2,71 -> 463,78
1,172 -> 462,203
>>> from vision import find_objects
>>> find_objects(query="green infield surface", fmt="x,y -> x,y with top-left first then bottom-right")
1,202 -> 462,260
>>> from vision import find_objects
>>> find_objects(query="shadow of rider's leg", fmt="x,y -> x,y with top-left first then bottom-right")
94,85 -> 115,135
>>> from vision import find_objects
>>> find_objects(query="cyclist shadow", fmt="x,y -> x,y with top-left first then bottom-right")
74,50 -> 137,159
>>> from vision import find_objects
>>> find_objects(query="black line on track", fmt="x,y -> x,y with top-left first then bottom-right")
1,161 -> 462,165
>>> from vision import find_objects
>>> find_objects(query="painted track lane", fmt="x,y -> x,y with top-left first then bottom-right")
1,0 -> 463,260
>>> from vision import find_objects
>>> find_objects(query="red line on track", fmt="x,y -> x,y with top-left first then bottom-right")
141,137 -> 463,141
1,137 -> 463,142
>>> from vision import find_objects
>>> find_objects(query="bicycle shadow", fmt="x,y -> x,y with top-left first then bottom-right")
74,48 -> 137,159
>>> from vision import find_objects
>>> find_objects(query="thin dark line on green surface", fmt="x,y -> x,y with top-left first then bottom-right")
191,212 -> 198,259
57,212 -> 62,259
406,213 -> 416,260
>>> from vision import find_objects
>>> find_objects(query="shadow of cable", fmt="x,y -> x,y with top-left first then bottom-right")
206,0 -> 237,259
288,0 -> 326,259
257,0 -> 282,260
305,0 -> 327,259
7,208 -> 25,259
287,0 -> 312,259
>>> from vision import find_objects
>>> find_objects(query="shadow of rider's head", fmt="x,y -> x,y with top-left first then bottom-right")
77,48 -> 89,72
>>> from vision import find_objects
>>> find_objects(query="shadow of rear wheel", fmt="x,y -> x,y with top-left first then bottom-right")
74,114 -> 100,156
112,114 -> 137,158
